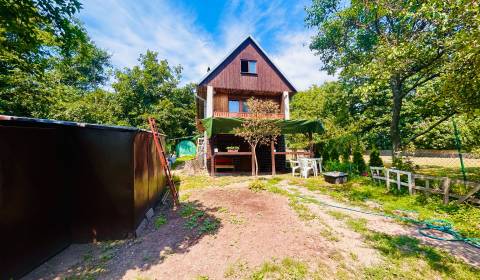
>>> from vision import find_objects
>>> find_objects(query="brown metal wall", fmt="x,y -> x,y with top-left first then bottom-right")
0,117 -> 167,279
0,124 -> 70,279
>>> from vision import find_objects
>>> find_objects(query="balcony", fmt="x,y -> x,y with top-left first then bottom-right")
214,111 -> 285,119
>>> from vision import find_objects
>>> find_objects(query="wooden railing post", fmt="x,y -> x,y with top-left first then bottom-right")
386,169 -> 390,190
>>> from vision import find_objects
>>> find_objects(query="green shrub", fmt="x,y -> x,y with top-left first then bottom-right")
329,149 -> 339,162
154,214 -> 167,229
353,148 -> 367,174
368,147 -> 383,167
341,149 -> 350,163
324,160 -> 355,173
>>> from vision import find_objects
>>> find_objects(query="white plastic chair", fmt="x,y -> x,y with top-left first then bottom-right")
299,158 -> 314,178
289,160 -> 300,176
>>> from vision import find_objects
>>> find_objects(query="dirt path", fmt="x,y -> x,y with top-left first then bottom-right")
280,182 -> 480,267
24,179 -> 480,279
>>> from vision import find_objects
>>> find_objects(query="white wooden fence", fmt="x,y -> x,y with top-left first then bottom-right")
369,166 -> 480,205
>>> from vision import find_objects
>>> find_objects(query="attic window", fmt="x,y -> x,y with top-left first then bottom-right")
241,60 -> 257,74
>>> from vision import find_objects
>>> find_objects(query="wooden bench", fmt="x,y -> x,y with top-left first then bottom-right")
215,156 -> 235,172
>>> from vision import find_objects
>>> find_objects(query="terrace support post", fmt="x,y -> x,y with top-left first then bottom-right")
283,91 -> 290,120
271,141 -> 276,176
211,152 -> 215,177
206,85 -> 214,118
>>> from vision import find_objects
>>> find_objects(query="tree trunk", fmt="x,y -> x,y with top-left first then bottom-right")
390,76 -> 403,161
251,144 -> 258,176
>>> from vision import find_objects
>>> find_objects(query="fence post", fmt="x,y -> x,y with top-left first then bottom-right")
396,171 -> 401,191
408,173 -> 413,195
425,179 -> 430,197
443,177 -> 451,204
386,169 -> 390,190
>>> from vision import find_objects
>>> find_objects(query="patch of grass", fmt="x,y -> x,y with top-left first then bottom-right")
363,233 -> 480,279
326,210 -> 350,220
176,174 -> 252,192
171,155 -> 196,170
320,228 -> 340,242
154,214 -> 167,229
345,217 -> 368,234
300,176 -> 480,239
288,198 -> 317,221
249,258 -> 308,280
195,275 -> 210,280
224,260 -> 250,278
249,179 -> 268,192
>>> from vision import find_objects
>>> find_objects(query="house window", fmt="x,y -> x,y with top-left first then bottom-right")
241,100 -> 249,112
228,100 -> 240,112
241,60 -> 257,74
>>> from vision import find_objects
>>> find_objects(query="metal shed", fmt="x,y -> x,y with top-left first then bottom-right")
0,115 -> 167,279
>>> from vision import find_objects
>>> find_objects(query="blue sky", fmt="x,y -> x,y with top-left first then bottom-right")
78,0 -> 335,90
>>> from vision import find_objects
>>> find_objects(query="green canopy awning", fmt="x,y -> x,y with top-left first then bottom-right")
201,117 -> 324,137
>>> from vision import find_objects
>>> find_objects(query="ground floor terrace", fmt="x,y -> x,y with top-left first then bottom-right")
200,117 -> 324,177
205,134 -> 313,176
26,170 -> 480,279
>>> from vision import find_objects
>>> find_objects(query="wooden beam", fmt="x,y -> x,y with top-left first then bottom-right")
271,141 -> 276,175
457,184 -> 480,204
211,153 -> 215,177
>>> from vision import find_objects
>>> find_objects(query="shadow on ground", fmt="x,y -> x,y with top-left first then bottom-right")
23,200 -> 222,280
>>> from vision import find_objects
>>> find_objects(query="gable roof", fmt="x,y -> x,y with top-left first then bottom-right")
198,35 -> 297,92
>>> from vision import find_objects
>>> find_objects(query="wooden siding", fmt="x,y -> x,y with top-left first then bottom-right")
213,92 -> 228,112
201,39 -> 295,92
213,92 -> 282,113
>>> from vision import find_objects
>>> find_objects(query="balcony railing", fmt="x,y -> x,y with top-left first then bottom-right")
214,111 -> 285,119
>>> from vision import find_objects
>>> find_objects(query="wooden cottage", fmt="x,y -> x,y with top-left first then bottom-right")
196,36 -> 319,176
197,36 -> 296,175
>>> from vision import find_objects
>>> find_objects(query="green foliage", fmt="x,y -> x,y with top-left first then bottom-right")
352,148 -> 367,174
324,160 -> 353,173
154,214 -> 167,229
199,218 -> 219,234
306,0 -> 480,153
369,148 -> 383,167
329,148 -> 339,162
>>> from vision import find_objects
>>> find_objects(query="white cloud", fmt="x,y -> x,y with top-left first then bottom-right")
79,0 -> 335,89
271,32 -> 336,90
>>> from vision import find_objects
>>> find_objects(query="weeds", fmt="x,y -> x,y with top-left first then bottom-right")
249,179 -> 267,192
154,214 -> 167,229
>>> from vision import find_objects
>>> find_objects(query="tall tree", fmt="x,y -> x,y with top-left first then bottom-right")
306,0 -> 480,157
112,50 -> 196,138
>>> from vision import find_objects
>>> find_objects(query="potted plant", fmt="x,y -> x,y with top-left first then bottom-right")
226,146 -> 240,153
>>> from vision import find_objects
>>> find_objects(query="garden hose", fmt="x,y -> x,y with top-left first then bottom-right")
295,194 -> 480,249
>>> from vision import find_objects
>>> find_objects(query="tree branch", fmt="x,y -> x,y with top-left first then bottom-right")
407,112 -> 457,143
401,73 -> 440,98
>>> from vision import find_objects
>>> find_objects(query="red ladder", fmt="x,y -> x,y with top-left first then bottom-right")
148,117 -> 180,207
